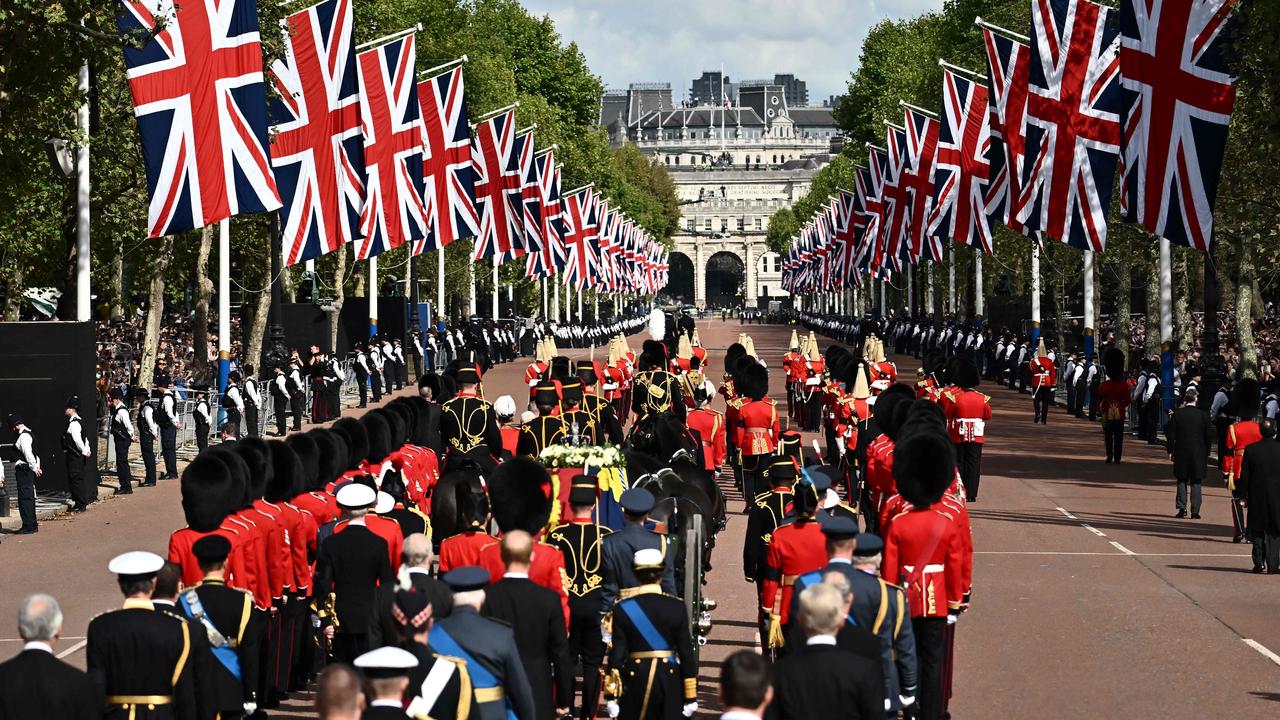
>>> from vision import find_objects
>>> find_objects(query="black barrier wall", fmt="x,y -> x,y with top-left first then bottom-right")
338,297 -> 406,355
0,321 -> 98,493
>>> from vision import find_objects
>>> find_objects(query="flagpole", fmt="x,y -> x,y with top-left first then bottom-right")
355,23 -> 422,51
1083,250 -> 1095,362
474,102 -> 520,124
1159,238 -> 1174,417
975,251 -> 985,321
217,219 -> 230,415
75,49 -> 91,322
973,16 -> 1031,43
907,266 -> 914,316
554,277 -> 561,322
577,285 -> 584,322
492,254 -> 499,321
926,263 -> 934,317
369,255 -> 379,337
947,243 -> 956,314
418,54 -> 468,79
468,254 -> 476,317
937,58 -> 987,84
1030,242 -> 1040,346
437,247 -> 446,323
541,276 -> 548,319
898,99 -> 939,119
593,293 -> 599,322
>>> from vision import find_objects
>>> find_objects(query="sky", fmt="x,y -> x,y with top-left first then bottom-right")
520,0 -> 945,104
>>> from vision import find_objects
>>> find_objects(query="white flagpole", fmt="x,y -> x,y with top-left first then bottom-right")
217,219 -> 230,408
948,243 -> 956,314
975,251 -> 985,319
554,277 -> 561,321
369,255 -> 379,337
468,253 -> 476,317
1083,250 -> 1095,361
437,248 -> 446,322
1159,238 -> 1174,414
577,285 -> 584,320
541,276 -> 548,319
75,51 -> 91,322
492,254 -> 499,321
907,266 -> 914,316
593,293 -> 599,322
1030,242 -> 1041,344
926,263 -> 935,316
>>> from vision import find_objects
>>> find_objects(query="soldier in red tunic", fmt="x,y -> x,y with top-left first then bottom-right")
1226,378 -> 1263,542
438,486 -> 496,571
1029,339 -> 1057,424
1098,348 -> 1132,463
759,476 -> 826,655
798,333 -> 826,432
782,330 -> 803,421
864,385 -> 915,532
943,358 -> 992,502
687,385 -> 727,480
734,359 -> 780,504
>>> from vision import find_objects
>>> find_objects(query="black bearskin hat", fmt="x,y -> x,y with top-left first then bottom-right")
873,383 -> 915,440
905,398 -> 948,433
723,343 -> 746,377
266,440 -> 302,502
286,432 -> 321,493
331,417 -> 369,471
744,361 -> 770,401
404,397 -> 433,447
733,356 -> 762,399
379,406 -> 409,448
825,345 -> 850,369
207,445 -> 253,510
235,437 -> 273,500
487,456 -> 552,534
180,453 -> 236,532
363,412 -> 392,465
894,424 -> 956,507
438,373 -> 458,402
1234,377 -> 1261,420
309,429 -> 344,490
1103,347 -> 1126,380
953,357 -> 980,389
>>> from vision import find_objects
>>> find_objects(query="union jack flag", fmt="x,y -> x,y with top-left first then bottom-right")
833,190 -> 859,288
1017,0 -> 1122,251
471,109 -> 523,261
526,153 -> 565,278
981,27 -> 1034,238
851,165 -> 876,276
596,201 -> 618,291
863,146 -> 890,277
929,69 -> 994,254
355,34 -> 425,259
902,106 -> 942,265
513,130 -> 543,268
116,0 -> 282,238
1118,0 -> 1239,253
417,64 -> 479,254
878,123 -> 910,274
268,0 -> 362,267
561,186 -> 599,289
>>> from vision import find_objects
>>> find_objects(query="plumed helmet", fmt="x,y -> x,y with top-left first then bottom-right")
487,456 -> 552,534
493,395 -> 517,419
180,453 -> 236,533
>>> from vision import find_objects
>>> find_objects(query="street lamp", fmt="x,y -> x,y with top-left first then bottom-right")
45,138 -> 74,178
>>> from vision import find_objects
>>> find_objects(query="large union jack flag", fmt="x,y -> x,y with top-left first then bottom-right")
981,26 -> 1035,239
1118,0 -> 1239,252
1017,0 -> 1122,251
902,106 -> 942,265
833,190 -> 859,288
417,64 -> 479,254
355,34 -> 425,259
268,0 -> 362,267
117,0 -> 282,238
561,186 -> 599,289
471,109 -> 524,261
527,152 -> 565,278
929,69 -> 994,255
514,131 -> 544,270
878,124 -> 910,274
851,163 -> 877,276
863,145 -> 890,278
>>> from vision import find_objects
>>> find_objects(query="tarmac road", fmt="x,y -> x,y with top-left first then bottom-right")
3,318 -> 1278,718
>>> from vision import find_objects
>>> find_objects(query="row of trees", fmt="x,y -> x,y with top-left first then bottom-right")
0,0 -> 679,378
766,0 -> 1280,375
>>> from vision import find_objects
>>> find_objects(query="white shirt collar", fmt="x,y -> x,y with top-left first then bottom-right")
408,566 -> 431,576
828,557 -> 851,565
153,599 -> 175,607
720,712 -> 763,720
23,641 -> 53,654
503,572 -> 529,579
806,634 -> 838,646
370,699 -> 404,708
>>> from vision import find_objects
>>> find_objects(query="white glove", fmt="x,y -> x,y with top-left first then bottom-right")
601,628 -> 612,644
605,700 -> 620,718
899,695 -> 916,708
682,701 -> 698,717
946,613 -> 958,625
243,702 -> 258,715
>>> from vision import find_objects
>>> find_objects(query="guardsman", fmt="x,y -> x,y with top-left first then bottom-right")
180,535 -> 263,719
525,338 -> 552,395
109,388 -> 138,495
686,385 -> 727,481
578,361 -> 625,445
63,395 -> 95,513
547,477 -> 614,720
670,334 -> 694,376
603,339 -> 630,426
603,549 -> 698,720
438,489 -> 497,572
782,330 -> 802,421
744,457 -> 796,610
943,358 -> 992,503
869,339 -> 897,393
1226,378 -> 1262,543
353,646 -> 419,720
428,567 -> 537,720
392,589 -> 475,720
560,380 -> 599,446
599,489 -> 677,616
759,475 -> 826,653
87,551 -> 197,720
1030,339 -> 1056,424
631,341 -> 685,422
690,329 -> 708,368
440,366 -> 503,472
518,383 -> 567,457
734,360 -> 780,503
864,386 -> 914,534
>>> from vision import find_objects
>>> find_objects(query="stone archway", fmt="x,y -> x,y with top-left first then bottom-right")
662,251 -> 695,304
705,251 -> 746,308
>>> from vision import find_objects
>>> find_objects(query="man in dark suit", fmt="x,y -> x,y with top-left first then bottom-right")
717,651 -> 772,720
482,531 -> 574,720
416,374 -> 446,455
767,582 -> 884,720
1166,387 -> 1213,519
314,483 -> 395,663
0,594 -> 100,719
1237,420 -> 1280,574
370,533 -> 453,648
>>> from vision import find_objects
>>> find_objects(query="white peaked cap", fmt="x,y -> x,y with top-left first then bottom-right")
494,395 -> 517,417
354,646 -> 419,675
633,548 -> 664,569
336,482 -> 377,509
108,550 -> 165,576
375,491 -> 396,515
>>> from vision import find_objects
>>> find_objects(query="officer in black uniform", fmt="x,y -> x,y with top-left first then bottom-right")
604,549 -> 698,720
63,395 -> 95,512
158,379 -> 181,479
577,361 -> 625,445
192,390 -> 212,453
631,345 -> 686,422
354,341 -> 372,408
86,551 -> 197,720
270,366 -> 289,436
222,371 -> 244,437
354,645 -> 418,720
599,489 -> 677,616
547,477 -> 613,720
138,389 -> 160,487
744,457 -> 796,587
517,383 -> 566,457
287,359 -> 306,430
440,367 -> 503,472
559,380 -> 598,446
108,388 -> 138,495
428,567 -> 536,720
241,365 -> 260,438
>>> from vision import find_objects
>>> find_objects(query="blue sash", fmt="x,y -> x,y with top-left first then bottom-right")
177,594 -> 240,679
619,599 -> 669,652
429,625 -> 515,720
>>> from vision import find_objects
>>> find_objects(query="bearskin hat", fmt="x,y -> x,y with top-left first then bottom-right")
923,349 -> 946,377
309,429 -> 344,490
286,432 -> 321,492
363,412 -> 392,465
825,345 -> 850,369
1234,377 -> 1261,420
235,437 -> 273,500
953,357 -> 980,389
1103,347 -> 1126,380
723,343 -> 746,377
419,372 -> 442,397
332,417 -> 369,471
905,398 -> 948,434
266,440 -> 303,501
180,453 -> 236,532
403,397 -> 433,447
379,406 -> 408,448
206,445 -> 253,510
487,456 -> 552,534
894,425 -> 956,507
437,373 -> 458,401
733,358 -> 766,401
873,383 -> 916,440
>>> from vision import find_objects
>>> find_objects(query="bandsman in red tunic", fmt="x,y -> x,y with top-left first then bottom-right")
782,330 -> 803,421
760,477 -> 827,655
798,332 -> 826,432
687,384 -> 727,480
734,359 -> 780,503
1226,378 -> 1263,542
1029,338 -> 1057,425
942,358 -> 992,502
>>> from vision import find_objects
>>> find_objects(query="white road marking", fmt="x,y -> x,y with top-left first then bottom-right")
1109,541 -> 1137,556
1080,523 -> 1107,538
56,639 -> 87,659
1054,506 -> 1078,520
1243,639 -> 1280,667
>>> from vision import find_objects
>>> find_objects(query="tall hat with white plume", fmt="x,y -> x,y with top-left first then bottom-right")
789,329 -> 800,351
1037,338 -> 1048,358
874,339 -> 886,363
692,329 -> 702,347
647,307 -> 666,341
853,364 -> 871,399
806,331 -> 820,361
744,335 -> 757,358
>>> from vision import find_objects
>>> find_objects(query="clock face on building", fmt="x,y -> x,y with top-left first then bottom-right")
770,95 -> 780,106
766,108 -> 775,118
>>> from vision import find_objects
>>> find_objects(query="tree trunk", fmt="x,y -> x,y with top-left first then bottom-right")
110,241 -> 125,321
329,242 -> 346,347
3,265 -> 25,321
353,259 -> 365,298
1235,231 -> 1257,378
191,224 -> 214,378
1174,249 -> 1193,354
244,278 -> 271,373
136,236 -> 175,396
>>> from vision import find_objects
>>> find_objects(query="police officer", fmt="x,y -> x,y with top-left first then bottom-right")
108,388 -> 138,495
63,395 -> 95,512
241,365 -> 261,438
138,389 -> 160,487
8,414 -> 42,534
547,477 -> 613,720
223,371 -> 244,438
354,342 -> 372,408
87,551 -> 197,719
269,366 -> 289,436
158,379 -> 182,479
603,549 -> 698,720
428,567 -> 536,720
599,489 -> 677,616
192,390 -> 211,453
287,359 -> 306,430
